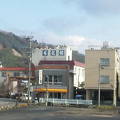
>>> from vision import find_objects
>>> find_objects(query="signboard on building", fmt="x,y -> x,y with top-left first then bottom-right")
39,70 -> 43,84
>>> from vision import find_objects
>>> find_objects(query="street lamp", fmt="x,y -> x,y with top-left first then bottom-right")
46,75 -> 49,106
98,63 -> 101,107
98,64 -> 104,106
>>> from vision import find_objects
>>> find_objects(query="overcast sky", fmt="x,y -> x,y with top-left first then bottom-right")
0,0 -> 120,53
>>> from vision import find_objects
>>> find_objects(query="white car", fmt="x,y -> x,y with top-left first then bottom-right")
20,94 -> 32,102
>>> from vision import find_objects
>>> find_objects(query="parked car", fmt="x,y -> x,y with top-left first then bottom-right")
19,93 -> 32,102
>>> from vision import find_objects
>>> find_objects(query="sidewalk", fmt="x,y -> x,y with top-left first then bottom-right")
0,98 -> 16,111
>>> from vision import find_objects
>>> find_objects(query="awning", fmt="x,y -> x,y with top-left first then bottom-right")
33,88 -> 68,93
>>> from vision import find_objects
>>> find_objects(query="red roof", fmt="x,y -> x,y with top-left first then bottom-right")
0,61 -> 84,72
0,67 -> 35,71
39,60 -> 85,67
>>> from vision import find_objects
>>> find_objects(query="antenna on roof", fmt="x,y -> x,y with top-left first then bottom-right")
102,41 -> 109,49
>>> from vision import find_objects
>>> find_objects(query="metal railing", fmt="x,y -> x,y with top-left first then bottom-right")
38,98 -> 92,105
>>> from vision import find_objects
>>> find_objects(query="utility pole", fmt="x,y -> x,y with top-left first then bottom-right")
25,36 -> 33,102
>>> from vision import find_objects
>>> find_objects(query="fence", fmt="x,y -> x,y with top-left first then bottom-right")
38,98 -> 92,105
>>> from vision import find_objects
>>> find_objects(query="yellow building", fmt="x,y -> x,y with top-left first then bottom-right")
85,46 -> 120,106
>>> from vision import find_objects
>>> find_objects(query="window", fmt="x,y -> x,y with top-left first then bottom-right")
57,75 -> 62,82
50,50 -> 56,56
45,75 -> 49,82
100,75 -> 109,84
44,75 -> 62,85
49,75 -> 52,83
14,72 -> 20,77
54,75 -> 62,85
45,75 -> 52,83
54,75 -> 58,82
59,50 -> 64,56
54,75 -> 62,83
2,72 -> 6,77
42,50 -> 48,56
100,58 -> 110,66
68,56 -> 70,60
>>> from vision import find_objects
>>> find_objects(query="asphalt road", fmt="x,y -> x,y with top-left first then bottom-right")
0,106 -> 119,120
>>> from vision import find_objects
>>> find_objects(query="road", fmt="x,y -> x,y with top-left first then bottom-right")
0,106 -> 119,120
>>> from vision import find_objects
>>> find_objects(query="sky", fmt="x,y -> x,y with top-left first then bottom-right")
0,0 -> 120,53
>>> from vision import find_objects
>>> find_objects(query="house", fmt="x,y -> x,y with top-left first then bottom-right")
0,67 -> 35,97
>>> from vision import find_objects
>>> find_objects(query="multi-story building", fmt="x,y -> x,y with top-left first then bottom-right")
32,45 -> 72,66
33,60 -> 85,99
85,46 -> 120,106
32,45 -> 85,99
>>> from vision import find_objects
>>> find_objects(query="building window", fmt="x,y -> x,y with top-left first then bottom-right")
42,50 -> 48,56
2,72 -> 6,77
100,75 -> 109,84
54,75 -> 58,83
50,50 -> 56,56
59,50 -> 64,56
45,75 -> 52,83
49,75 -> 52,83
54,75 -> 62,83
100,58 -> 110,66
44,75 -> 62,85
45,75 -> 48,82
57,75 -> 62,83
14,72 -> 20,77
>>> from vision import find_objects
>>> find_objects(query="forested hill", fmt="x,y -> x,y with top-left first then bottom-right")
0,31 -> 28,52
0,30 -> 85,67
0,31 -> 29,67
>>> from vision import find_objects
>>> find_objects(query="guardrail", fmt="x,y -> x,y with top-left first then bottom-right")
38,98 -> 92,105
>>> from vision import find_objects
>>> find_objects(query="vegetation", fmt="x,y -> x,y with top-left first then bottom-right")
72,50 -> 85,63
0,32 -> 28,52
0,31 -> 85,67
0,48 -> 27,67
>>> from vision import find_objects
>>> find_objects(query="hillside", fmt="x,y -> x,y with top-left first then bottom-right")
0,30 -> 85,67
0,48 -> 28,67
72,50 -> 85,63
0,31 -> 28,52
0,31 -> 29,67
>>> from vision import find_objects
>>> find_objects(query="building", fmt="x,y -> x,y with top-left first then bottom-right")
33,61 -> 85,99
85,46 -> 120,106
0,61 -> 85,99
32,45 -> 72,66
32,45 -> 85,99
0,67 -> 35,96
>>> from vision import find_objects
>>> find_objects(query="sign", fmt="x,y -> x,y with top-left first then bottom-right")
39,70 -> 43,84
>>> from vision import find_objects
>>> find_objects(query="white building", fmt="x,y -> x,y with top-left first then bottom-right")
73,65 -> 85,88
32,45 -> 72,66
